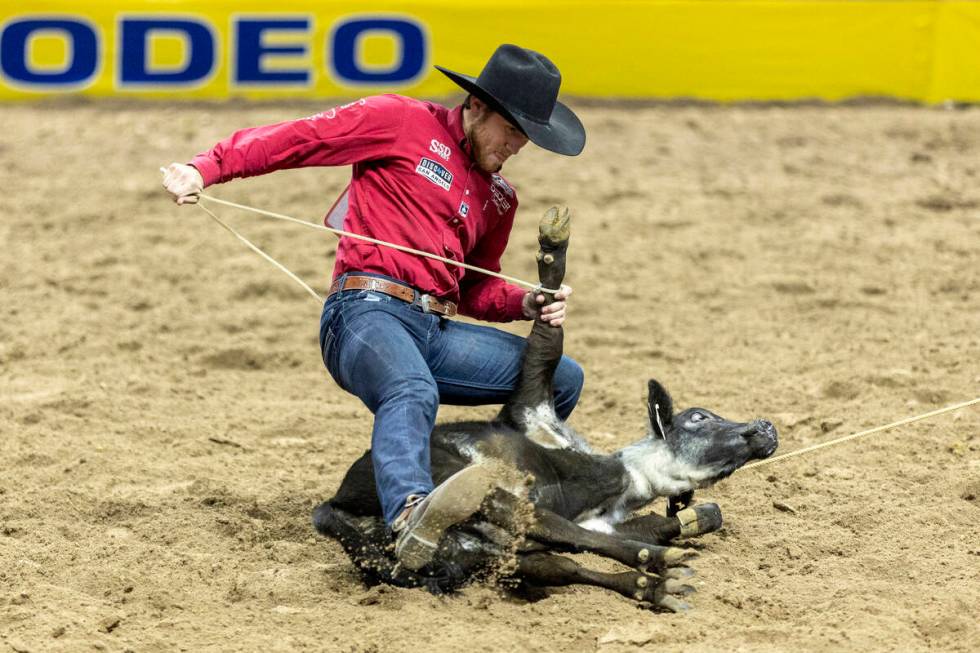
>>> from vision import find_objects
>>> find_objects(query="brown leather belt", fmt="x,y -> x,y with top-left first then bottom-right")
327,275 -> 458,318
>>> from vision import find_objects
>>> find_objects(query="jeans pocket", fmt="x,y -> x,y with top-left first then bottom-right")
321,323 -> 336,361
324,307 -> 359,392
320,296 -> 349,367
319,306 -> 337,356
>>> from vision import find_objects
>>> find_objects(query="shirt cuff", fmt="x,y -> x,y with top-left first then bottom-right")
189,155 -> 221,187
506,285 -> 529,321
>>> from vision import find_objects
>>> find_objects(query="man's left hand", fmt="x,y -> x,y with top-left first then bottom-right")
522,285 -> 572,327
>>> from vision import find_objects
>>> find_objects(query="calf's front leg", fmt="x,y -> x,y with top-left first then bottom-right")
481,489 -> 696,573
614,503 -> 724,543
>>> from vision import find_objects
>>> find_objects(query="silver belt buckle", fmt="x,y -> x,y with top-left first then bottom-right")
418,294 -> 432,313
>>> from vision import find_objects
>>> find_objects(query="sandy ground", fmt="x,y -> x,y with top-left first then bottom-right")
1,99 -> 978,652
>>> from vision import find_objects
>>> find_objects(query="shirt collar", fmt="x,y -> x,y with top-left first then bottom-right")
446,104 -> 473,158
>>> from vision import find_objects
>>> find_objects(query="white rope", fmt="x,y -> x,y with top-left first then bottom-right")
195,201 -> 323,303
170,183 -> 980,475
197,193 -> 561,294
741,396 -> 980,471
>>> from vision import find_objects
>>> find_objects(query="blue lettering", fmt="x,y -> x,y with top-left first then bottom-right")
0,18 -> 98,87
330,17 -> 426,84
235,18 -> 310,84
119,18 -> 214,85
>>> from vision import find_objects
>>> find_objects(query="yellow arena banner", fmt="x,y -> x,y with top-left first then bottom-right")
2,1 -> 980,102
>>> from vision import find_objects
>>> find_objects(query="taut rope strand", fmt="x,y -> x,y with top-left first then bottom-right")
197,193 -> 561,294
196,202 -> 323,302
741,396 -> 980,471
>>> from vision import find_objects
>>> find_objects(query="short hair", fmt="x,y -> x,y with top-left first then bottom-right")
461,93 -> 525,134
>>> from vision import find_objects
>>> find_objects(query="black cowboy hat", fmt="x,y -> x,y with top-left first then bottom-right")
435,44 -> 586,156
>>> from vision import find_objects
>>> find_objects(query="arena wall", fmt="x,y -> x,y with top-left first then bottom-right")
3,1 -> 979,102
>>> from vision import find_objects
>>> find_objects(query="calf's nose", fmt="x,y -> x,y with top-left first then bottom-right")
758,420 -> 777,441
751,419 -> 779,458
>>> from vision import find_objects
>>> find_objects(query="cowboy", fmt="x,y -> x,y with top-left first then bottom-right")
162,44 -> 587,570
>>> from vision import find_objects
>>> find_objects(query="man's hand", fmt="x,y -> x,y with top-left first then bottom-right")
522,285 -> 572,327
161,163 -> 204,205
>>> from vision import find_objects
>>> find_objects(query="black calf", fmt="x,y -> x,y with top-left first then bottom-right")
313,207 -> 777,611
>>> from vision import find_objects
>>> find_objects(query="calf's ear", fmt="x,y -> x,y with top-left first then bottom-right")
647,379 -> 674,439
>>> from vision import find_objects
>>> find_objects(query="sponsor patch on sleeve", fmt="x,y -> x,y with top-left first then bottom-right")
416,157 -> 453,191
491,174 -> 514,197
488,183 -> 512,214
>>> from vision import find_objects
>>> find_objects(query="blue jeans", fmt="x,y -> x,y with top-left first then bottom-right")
319,273 -> 584,524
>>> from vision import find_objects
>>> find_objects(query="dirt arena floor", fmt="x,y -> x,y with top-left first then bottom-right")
2,99 -> 978,652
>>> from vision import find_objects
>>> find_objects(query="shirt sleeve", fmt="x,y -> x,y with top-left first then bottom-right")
189,95 -> 408,186
458,201 -> 529,322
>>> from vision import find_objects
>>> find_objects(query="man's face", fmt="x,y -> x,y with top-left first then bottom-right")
465,102 -> 529,173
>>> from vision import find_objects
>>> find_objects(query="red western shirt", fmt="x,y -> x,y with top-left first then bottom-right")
190,94 -> 527,322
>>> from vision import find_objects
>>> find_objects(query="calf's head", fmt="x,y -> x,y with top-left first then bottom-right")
645,379 -> 778,488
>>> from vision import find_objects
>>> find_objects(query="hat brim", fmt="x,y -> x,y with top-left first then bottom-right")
435,66 -> 586,157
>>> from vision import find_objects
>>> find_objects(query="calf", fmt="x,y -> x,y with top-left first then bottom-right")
313,207 -> 777,611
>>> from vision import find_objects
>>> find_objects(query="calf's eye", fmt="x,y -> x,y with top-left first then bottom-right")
691,412 -> 705,422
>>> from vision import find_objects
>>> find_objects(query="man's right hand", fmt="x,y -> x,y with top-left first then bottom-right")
161,163 -> 204,205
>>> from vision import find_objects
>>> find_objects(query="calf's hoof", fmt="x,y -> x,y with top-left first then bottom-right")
638,545 -> 698,573
675,503 -> 723,538
538,206 -> 571,245
633,572 -> 697,612
653,578 -> 697,613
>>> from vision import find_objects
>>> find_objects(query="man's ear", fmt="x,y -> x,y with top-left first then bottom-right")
468,95 -> 490,118
647,379 -> 674,439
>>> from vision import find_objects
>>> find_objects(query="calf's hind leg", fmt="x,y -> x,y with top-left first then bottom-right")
498,206 -> 572,431
517,552 -> 695,612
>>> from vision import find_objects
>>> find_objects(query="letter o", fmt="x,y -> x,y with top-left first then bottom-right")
1,18 -> 98,87
330,17 -> 425,84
